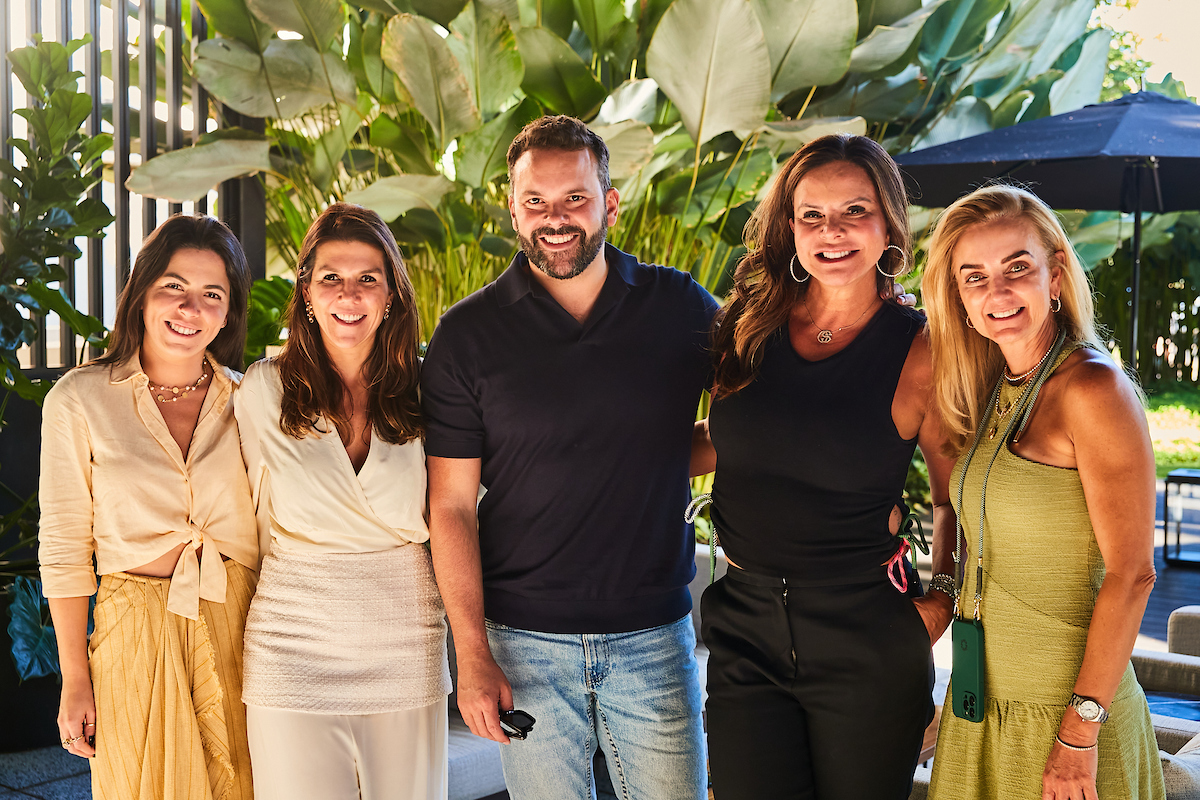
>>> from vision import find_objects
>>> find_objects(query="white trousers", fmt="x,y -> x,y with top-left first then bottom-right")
246,701 -> 448,800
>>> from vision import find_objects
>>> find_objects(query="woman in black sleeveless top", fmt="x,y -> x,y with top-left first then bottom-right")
696,135 -> 957,800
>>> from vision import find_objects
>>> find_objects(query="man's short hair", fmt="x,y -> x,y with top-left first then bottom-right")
506,115 -> 612,193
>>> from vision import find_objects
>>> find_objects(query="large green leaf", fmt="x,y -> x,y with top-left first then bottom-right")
848,0 -> 951,75
919,0 -> 1004,73
755,116 -> 868,156
369,115 -> 439,174
910,95 -> 992,151
412,0 -> 469,26
344,174 -> 457,221
857,0 -> 919,39
962,0 -> 1074,88
1048,28 -> 1109,115
596,78 -> 658,125
751,0 -> 857,100
1025,0 -> 1093,78
196,0 -> 273,49
514,27 -> 608,119
382,13 -> 482,146
807,64 -> 924,122
656,148 -> 775,227
572,0 -> 625,59
311,100 -> 371,192
589,120 -> 655,181
6,576 -> 59,681
454,97 -> 540,188
447,1 -> 524,119
517,0 -> 573,39
349,12 -> 402,104
646,0 -> 771,146
194,38 -> 357,119
246,0 -> 345,51
126,136 -> 275,202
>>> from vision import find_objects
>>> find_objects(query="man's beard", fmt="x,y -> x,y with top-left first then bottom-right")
517,221 -> 607,280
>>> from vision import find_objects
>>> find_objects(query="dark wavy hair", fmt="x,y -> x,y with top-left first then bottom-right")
92,214 -> 251,370
275,203 -> 423,445
710,134 -> 912,396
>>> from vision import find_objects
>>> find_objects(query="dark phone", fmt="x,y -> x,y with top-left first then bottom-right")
499,709 -> 536,740
951,617 -> 985,723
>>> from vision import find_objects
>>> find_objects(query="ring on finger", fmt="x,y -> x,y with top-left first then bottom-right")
60,734 -> 84,747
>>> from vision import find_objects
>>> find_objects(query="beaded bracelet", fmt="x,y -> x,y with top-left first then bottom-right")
928,573 -> 956,597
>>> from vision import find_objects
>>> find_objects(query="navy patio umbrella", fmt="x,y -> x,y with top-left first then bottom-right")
895,91 -> 1200,373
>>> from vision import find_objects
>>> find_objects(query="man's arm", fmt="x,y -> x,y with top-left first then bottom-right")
427,455 -> 513,743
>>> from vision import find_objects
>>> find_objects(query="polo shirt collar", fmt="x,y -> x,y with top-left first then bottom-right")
494,243 -> 651,308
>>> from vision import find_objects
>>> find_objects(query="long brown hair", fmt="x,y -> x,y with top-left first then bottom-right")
92,214 -> 251,370
275,203 -> 423,445
710,134 -> 912,396
922,185 -> 1107,454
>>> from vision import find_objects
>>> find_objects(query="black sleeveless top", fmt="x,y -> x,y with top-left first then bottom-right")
709,302 -> 925,582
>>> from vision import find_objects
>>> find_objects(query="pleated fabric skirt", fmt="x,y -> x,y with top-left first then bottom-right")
242,544 -> 450,714
88,562 -> 257,800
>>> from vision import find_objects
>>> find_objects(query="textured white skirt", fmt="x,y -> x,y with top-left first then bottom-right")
243,544 -> 451,714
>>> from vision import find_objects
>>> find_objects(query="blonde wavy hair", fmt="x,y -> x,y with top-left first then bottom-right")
922,185 -> 1106,454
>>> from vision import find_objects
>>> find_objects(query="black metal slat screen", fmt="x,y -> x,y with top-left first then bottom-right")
0,0 -> 265,374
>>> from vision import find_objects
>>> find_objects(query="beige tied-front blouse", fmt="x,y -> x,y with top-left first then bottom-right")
38,353 -> 258,620
234,359 -> 429,555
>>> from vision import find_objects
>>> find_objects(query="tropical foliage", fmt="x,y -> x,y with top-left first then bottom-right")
128,0 -> 1116,330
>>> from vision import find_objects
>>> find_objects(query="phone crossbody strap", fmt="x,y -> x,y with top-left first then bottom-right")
952,329 -> 1068,620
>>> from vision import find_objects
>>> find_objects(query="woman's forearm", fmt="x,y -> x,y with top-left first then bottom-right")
1059,565 -> 1156,743
48,596 -> 92,683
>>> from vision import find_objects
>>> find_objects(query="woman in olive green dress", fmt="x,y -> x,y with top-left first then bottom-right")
921,185 -> 1164,800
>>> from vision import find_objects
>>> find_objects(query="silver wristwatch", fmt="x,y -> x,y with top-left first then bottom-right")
1069,693 -> 1109,723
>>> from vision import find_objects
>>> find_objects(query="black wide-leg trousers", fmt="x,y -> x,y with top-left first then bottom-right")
702,566 -> 935,800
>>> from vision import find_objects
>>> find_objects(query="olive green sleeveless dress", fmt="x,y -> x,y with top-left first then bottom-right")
928,346 -> 1165,800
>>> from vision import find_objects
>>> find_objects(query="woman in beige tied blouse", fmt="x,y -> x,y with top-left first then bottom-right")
39,215 -> 257,800
235,203 -> 449,800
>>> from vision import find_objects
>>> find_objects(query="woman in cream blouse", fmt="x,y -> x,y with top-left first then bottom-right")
235,203 -> 449,800
39,215 -> 257,800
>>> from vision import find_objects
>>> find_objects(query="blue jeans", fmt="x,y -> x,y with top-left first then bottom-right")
485,615 -> 706,800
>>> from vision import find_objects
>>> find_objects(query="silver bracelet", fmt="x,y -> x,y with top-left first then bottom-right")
1054,734 -> 1097,752
928,573 -> 956,597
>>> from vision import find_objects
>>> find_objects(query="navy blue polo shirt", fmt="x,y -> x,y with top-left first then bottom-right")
421,243 -> 719,634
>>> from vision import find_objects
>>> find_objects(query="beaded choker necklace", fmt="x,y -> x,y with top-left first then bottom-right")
1003,336 -> 1057,384
148,360 -> 210,403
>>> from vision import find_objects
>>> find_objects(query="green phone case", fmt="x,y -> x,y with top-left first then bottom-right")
951,617 -> 985,723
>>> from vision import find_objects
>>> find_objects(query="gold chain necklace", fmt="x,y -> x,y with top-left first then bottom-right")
802,296 -> 876,344
148,361 -> 210,404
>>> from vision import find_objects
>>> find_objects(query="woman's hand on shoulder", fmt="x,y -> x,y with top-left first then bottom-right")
1042,735 -> 1099,800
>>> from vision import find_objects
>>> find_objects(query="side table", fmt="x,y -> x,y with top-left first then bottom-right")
1163,469 -> 1200,568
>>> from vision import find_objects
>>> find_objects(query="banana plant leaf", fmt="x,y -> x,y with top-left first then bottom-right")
646,0 -> 771,147
857,0 -> 920,38
447,1 -> 524,120
196,0 -> 273,50
126,134 -> 275,202
194,38 -> 357,119
383,13 -> 482,147
513,26 -> 607,120
589,120 -> 655,181
344,174 -> 456,222
849,0 -> 951,76
1048,28 -> 1110,116
754,116 -> 868,157
246,0 -> 346,52
656,148 -> 775,227
454,97 -> 540,189
751,0 -> 857,101
596,78 -> 658,125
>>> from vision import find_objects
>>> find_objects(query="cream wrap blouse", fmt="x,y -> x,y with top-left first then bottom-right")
38,353 -> 258,619
235,359 -> 429,555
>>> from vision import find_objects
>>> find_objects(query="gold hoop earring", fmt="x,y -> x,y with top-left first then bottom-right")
789,254 -> 809,283
1051,296 -> 1062,313
877,244 -> 906,278
965,315 -> 976,330
305,301 -> 315,324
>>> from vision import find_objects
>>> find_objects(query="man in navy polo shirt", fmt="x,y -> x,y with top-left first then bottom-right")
421,115 -> 716,799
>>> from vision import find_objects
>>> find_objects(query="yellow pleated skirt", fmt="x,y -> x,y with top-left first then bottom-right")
87,562 -> 257,800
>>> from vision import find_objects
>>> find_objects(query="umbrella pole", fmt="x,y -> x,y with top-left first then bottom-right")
1130,165 -> 1143,376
